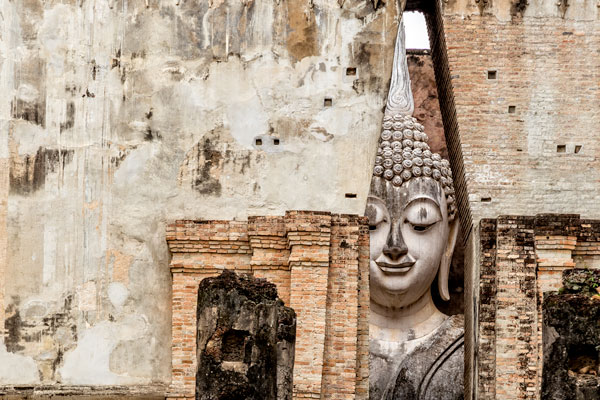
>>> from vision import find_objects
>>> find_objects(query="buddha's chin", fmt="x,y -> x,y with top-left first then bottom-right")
370,284 -> 410,308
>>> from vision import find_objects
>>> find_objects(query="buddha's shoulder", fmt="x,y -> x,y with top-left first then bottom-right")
390,314 -> 464,400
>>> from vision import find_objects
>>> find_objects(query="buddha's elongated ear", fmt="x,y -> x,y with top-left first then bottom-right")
438,217 -> 459,301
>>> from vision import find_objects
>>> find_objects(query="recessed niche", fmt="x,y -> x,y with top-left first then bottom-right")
575,145 -> 582,154
324,98 -> 333,107
255,138 -> 262,146
346,67 -> 357,76
273,138 -> 280,145
508,106 -> 516,113
221,330 -> 249,362
481,197 -> 492,202
487,70 -> 497,80
345,193 -> 357,198
568,344 -> 598,376
557,145 -> 566,153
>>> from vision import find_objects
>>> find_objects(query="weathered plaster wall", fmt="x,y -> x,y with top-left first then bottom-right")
440,0 -> 600,223
0,0 -> 401,390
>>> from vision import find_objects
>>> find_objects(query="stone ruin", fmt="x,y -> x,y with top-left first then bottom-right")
543,269 -> 600,400
195,271 -> 295,400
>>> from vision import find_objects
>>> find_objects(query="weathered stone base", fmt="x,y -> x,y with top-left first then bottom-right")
543,269 -> 600,400
0,384 -> 167,399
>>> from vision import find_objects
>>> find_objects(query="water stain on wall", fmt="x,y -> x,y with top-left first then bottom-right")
4,294 -> 78,381
181,135 -> 224,196
59,102 -> 75,133
9,148 -> 75,195
285,1 -> 319,62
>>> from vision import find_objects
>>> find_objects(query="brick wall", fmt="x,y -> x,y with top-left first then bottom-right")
165,211 -> 369,400
475,214 -> 600,399
440,11 -> 600,223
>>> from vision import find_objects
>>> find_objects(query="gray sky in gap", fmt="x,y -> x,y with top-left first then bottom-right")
404,11 -> 430,50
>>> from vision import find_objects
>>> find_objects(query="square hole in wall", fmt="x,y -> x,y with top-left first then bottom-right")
346,67 -> 357,76
575,145 -> 582,154
273,138 -> 280,145
487,70 -> 497,80
324,98 -> 333,107
557,145 -> 566,153
345,193 -> 357,198
255,138 -> 262,146
481,197 -> 492,202
508,106 -> 516,113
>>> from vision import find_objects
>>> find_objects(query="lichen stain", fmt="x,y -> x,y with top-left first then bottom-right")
353,42 -> 385,95
180,136 -> 224,196
11,98 -> 46,127
5,300 -> 25,353
110,146 -> 137,170
59,102 -> 75,133
511,0 -> 528,17
285,1 -> 319,62
10,147 -> 75,195
4,294 -> 78,381
144,128 -> 162,141
178,127 -> 262,196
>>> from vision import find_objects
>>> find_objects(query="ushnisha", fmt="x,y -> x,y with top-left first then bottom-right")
373,114 -> 456,220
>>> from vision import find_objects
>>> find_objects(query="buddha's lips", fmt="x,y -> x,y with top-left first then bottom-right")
377,261 -> 415,273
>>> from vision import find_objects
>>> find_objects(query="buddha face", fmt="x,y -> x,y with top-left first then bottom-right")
366,177 -> 452,310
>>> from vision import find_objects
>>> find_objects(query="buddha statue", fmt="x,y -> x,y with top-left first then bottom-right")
367,113 -> 463,400
366,21 -> 463,400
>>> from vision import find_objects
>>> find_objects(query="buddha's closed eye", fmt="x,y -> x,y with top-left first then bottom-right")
404,200 -> 442,233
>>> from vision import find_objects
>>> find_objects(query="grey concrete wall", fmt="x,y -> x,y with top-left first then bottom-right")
0,0 -> 400,388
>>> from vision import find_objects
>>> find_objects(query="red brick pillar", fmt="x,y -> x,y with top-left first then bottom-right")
495,216 -> 537,400
286,211 -> 332,399
166,220 -> 251,399
477,219 -> 498,400
321,215 -> 361,399
248,216 -> 291,304
355,220 -> 370,400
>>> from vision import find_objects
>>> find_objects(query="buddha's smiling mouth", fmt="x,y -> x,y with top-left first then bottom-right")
376,261 -> 415,273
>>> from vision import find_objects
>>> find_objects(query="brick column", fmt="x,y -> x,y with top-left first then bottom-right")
355,221 -> 370,400
321,215 -> 361,399
286,211 -> 332,399
166,220 -> 251,399
495,216 -> 537,400
477,219 -> 498,400
248,216 -> 291,304
574,219 -> 600,265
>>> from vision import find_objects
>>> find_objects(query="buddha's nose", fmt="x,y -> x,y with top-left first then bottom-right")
383,224 -> 408,261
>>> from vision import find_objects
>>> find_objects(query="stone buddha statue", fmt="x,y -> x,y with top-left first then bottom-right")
367,19 -> 464,400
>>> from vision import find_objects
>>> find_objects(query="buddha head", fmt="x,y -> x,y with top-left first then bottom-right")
366,114 -> 458,312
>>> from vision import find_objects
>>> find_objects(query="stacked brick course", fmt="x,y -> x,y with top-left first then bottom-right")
166,211 -> 369,400
476,214 -> 600,399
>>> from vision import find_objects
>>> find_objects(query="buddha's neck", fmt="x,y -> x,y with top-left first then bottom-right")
370,290 -> 447,342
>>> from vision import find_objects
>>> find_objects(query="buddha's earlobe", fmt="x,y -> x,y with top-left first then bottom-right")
438,217 -> 459,301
